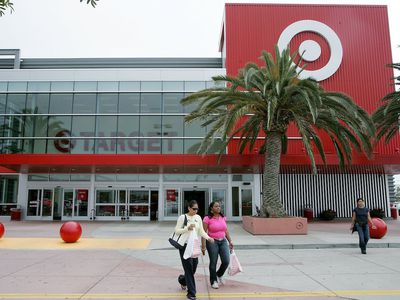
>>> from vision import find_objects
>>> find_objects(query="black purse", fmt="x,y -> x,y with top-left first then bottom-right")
168,215 -> 188,249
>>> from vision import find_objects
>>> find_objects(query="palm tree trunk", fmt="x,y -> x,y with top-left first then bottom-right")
262,131 -> 286,217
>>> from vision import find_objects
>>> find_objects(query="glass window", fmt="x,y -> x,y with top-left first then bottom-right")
184,139 -> 202,154
95,175 -> 116,182
49,174 -> 70,181
96,116 -> 116,137
0,82 -> 7,92
185,81 -> 206,92
139,138 -> 161,154
72,116 -> 95,137
141,81 -> 162,91
97,93 -> 118,113
74,81 -> 97,91
48,116 -> 70,137
119,81 -> 140,91
0,94 -> 7,113
163,93 -> 184,113
117,137 -> 139,154
119,93 -> 140,113
23,115 -> 48,137
116,174 -> 138,181
163,81 -> 184,91
1,139 -> 23,153
138,174 -> 159,181
51,81 -> 74,91
162,116 -> 183,137
163,174 -> 185,182
95,139 -> 116,154
23,139 -> 47,153
7,82 -> 27,92
141,93 -> 162,113
162,139 -> 183,154
184,120 -> 206,137
6,94 -> 26,114
97,81 -> 119,91
70,139 -> 94,154
73,94 -> 96,113
28,174 -> 49,181
183,93 -> 198,113
139,116 -> 160,137
118,116 -> 139,137
232,174 -> 254,182
70,174 -> 91,181
49,94 -> 73,114
26,94 -> 49,114
28,82 -> 50,92
3,115 -> 24,138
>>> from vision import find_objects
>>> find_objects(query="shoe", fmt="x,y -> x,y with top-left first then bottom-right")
186,295 -> 196,300
361,249 -> 367,254
180,284 -> 187,290
211,281 -> 219,289
217,276 -> 225,285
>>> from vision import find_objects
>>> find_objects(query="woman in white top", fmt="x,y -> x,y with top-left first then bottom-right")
174,200 -> 214,300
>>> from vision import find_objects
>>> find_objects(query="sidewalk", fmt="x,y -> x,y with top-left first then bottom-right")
0,219 -> 400,300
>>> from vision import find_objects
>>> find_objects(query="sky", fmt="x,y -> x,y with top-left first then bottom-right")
0,0 -> 399,62
1,0 -> 400,183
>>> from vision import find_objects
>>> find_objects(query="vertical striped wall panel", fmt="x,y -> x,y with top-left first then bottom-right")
279,173 -> 389,218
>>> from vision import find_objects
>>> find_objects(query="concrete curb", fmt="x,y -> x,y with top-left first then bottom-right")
154,243 -> 400,251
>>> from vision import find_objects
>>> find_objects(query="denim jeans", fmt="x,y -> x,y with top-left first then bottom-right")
356,223 -> 370,251
206,238 -> 230,285
179,244 -> 198,297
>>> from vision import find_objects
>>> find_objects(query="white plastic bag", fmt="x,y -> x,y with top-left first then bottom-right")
183,230 -> 201,259
228,250 -> 243,276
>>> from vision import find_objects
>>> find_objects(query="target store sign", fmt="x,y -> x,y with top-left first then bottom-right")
222,4 -> 398,157
222,4 -> 393,105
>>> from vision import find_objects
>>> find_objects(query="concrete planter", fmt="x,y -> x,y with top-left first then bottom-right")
242,216 -> 308,235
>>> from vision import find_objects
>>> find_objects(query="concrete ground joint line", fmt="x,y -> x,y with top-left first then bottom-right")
0,252 -> 60,281
78,253 -> 131,300
199,255 -> 212,300
270,249 -> 339,298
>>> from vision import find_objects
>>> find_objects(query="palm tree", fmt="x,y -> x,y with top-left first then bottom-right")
181,46 -> 375,217
373,62 -> 400,143
0,0 -> 98,16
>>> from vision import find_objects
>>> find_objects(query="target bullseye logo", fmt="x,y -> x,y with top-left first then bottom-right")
277,20 -> 343,81
54,130 -> 75,153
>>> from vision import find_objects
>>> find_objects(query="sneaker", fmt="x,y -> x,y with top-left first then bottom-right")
217,276 -> 225,285
211,281 -> 219,289
186,294 -> 196,300
361,249 -> 367,254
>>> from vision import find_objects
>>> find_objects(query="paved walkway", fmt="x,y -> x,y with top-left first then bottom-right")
0,219 -> 399,299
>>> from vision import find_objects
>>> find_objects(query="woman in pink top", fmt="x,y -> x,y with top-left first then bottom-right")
202,201 -> 233,289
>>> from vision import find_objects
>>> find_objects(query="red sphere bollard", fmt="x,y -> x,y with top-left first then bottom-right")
0,222 -> 4,239
60,221 -> 82,243
369,218 -> 387,239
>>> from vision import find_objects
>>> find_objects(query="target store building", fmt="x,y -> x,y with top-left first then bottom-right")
0,4 -> 398,222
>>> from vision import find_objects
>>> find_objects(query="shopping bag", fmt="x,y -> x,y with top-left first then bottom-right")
183,230 -> 201,259
228,250 -> 243,276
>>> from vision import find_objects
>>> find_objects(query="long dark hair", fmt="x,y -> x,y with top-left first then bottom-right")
207,201 -> 224,218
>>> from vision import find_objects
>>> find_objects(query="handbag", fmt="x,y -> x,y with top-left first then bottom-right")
168,214 -> 187,249
228,250 -> 243,276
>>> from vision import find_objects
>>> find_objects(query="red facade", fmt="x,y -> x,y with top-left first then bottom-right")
222,4 -> 400,171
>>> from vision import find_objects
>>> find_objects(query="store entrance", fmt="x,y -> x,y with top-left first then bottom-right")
182,190 -> 207,219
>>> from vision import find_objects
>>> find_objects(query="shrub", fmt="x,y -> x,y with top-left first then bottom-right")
370,208 -> 385,219
319,209 -> 336,221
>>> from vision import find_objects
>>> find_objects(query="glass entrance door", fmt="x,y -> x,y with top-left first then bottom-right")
27,189 -> 53,219
63,189 -> 89,218
232,187 -> 253,218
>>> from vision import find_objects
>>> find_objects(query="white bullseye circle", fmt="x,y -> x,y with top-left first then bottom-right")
299,40 -> 321,62
277,20 -> 343,81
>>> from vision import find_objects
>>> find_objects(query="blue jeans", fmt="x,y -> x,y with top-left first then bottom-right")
206,238 -> 230,285
356,223 -> 370,251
